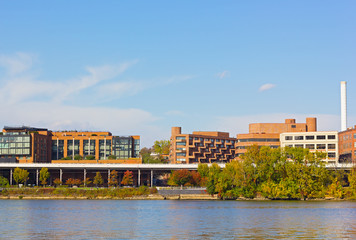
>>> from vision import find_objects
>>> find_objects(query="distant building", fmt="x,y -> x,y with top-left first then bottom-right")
0,126 -> 52,163
339,126 -> 356,163
280,131 -> 338,163
169,127 -> 236,164
0,126 -> 141,164
236,118 -> 317,158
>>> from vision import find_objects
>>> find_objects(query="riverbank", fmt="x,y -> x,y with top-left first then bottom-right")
0,187 -> 219,200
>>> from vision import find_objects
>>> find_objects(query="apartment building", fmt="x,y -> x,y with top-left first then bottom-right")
236,118 -> 317,157
169,127 -> 236,164
280,131 -> 338,163
0,126 -> 52,163
339,126 -> 356,163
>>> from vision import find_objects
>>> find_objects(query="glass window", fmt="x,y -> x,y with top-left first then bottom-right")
317,135 -> 326,140
176,136 -> 186,140
176,142 -> 186,146
306,136 -> 314,140
327,135 -> 336,140
295,144 -> 303,148
176,152 -> 186,156
317,144 -> 326,149
328,152 -> 336,158
295,136 -> 304,140
285,136 -> 292,140
291,125 -> 296,128
328,144 -> 336,150
306,144 -> 314,149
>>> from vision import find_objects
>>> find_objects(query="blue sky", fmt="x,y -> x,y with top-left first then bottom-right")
0,1 -> 355,147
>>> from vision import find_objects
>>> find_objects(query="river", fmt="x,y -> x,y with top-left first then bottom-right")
0,200 -> 355,239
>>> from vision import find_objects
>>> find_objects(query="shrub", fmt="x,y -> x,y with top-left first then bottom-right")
85,155 -> 95,160
0,176 -> 9,188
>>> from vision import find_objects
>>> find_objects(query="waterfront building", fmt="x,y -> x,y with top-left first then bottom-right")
236,118 -> 317,158
0,126 -> 141,164
0,126 -> 52,163
169,127 -> 236,164
280,131 -> 339,163
51,131 -> 141,163
338,126 -> 356,163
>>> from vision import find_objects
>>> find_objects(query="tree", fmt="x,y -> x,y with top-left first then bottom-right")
13,168 -> 29,186
53,178 -> 62,187
206,163 -> 221,195
84,177 -> 92,187
93,172 -> 104,187
168,169 -> 191,188
198,163 -> 209,186
39,167 -> 50,186
121,170 -> 134,186
108,170 -> 118,187
65,178 -> 82,187
153,140 -> 170,155
140,147 -> 156,163
0,176 -> 9,188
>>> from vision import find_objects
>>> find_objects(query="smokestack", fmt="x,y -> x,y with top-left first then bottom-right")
341,81 -> 347,131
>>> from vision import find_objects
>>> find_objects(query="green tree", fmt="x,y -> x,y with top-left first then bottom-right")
140,147 -> 161,164
121,170 -> 134,186
93,172 -> 104,187
39,167 -> 50,186
108,170 -> 118,187
153,140 -> 170,155
348,167 -> 356,197
206,163 -> 221,195
13,168 -> 29,186
0,176 -> 9,188
197,163 -> 209,186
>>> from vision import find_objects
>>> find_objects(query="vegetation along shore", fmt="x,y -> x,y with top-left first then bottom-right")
1,146 -> 356,200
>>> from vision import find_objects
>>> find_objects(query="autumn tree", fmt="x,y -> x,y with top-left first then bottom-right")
13,168 -> 29,186
168,169 -> 192,189
53,178 -> 62,187
93,172 -> 104,187
39,167 -> 50,186
153,140 -> 170,155
108,170 -> 118,187
197,163 -> 209,186
121,170 -> 134,186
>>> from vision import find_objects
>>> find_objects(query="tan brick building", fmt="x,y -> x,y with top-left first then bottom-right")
169,127 -> 236,164
236,118 -> 317,158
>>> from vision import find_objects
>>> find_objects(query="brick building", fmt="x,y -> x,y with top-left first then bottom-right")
169,127 -> 236,164
236,118 -> 317,158
339,126 -> 356,163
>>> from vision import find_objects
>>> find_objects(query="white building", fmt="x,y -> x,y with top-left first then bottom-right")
280,131 -> 338,163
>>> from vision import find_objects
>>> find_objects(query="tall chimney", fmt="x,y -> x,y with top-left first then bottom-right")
341,81 -> 347,131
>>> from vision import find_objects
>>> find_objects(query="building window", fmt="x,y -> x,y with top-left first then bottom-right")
328,152 -> 336,158
176,136 -> 186,140
327,135 -> 336,140
305,144 -> 314,149
291,125 -> 296,128
327,144 -> 336,150
317,135 -> 326,140
285,136 -> 292,140
306,136 -> 314,140
295,136 -> 304,140
316,144 -> 326,149
295,144 -> 303,148
176,142 -> 186,146
176,152 -> 186,156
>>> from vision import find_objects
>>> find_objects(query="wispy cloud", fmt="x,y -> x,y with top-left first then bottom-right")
259,83 -> 276,92
217,70 -> 229,79
0,52 -> 36,76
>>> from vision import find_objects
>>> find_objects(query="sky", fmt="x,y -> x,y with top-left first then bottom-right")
0,1 -> 355,147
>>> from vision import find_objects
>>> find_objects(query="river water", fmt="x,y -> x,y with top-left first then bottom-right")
0,200 -> 355,239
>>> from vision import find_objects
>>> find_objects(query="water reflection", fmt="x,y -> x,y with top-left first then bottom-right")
0,200 -> 355,239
